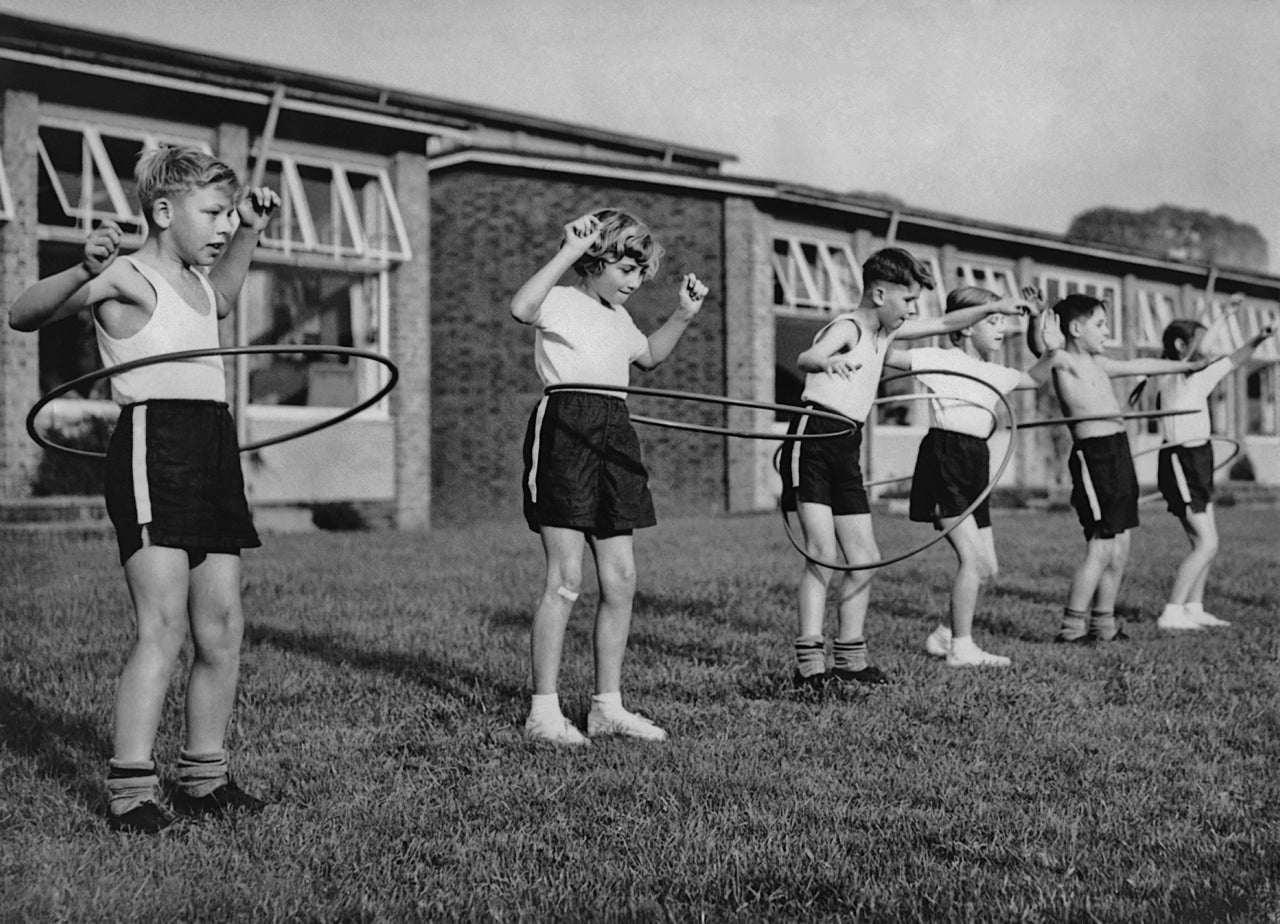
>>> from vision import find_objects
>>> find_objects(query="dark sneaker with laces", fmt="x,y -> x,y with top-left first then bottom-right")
172,780 -> 266,818
831,665 -> 891,686
792,669 -> 827,692
107,801 -> 175,834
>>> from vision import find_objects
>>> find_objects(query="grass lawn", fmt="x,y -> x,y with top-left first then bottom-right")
1,506 -> 1277,922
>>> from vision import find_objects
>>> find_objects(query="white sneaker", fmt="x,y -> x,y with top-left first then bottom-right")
946,639 -> 1011,668
925,625 -> 952,658
587,707 -> 668,741
1186,606 -> 1231,628
524,713 -> 590,746
1156,605 -> 1205,631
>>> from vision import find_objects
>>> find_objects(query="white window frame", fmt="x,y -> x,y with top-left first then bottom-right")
1198,296 -> 1280,363
257,152 -> 411,263
1135,288 -> 1179,349
0,148 -> 14,221
955,259 -> 1024,333
1038,270 -> 1123,347
771,235 -> 863,315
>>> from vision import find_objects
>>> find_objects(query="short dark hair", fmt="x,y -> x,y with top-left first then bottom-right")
1055,293 -> 1107,340
862,247 -> 936,291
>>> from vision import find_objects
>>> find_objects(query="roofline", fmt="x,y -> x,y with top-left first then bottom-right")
430,148 -> 1280,289
0,11 -> 738,167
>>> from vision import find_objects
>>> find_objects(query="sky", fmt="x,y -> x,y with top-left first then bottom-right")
4,0 -> 1280,270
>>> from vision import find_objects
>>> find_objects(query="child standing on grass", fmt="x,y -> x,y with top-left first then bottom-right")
895,286 -> 1061,667
781,248 -> 1033,690
1031,294 -> 1206,644
510,209 -> 707,745
8,146 -> 279,833
1129,299 -> 1277,631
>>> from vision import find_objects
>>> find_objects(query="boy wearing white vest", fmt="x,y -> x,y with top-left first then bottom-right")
9,146 -> 279,833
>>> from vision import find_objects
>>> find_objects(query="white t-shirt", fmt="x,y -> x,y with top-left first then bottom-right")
527,286 -> 649,395
908,347 -> 1023,438
1158,356 -> 1233,444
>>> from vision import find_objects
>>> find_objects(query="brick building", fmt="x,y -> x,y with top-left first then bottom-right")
2,13 -> 1277,529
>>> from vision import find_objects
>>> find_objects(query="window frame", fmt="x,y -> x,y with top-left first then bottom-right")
0,147 -> 14,222
1038,270 -> 1124,347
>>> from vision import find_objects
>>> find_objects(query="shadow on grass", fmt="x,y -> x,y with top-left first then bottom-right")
246,622 -> 527,707
0,685 -> 108,816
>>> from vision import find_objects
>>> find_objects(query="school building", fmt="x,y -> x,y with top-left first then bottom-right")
2,12 -> 1278,530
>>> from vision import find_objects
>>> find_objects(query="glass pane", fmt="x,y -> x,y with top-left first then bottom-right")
101,133 -> 145,219
258,162 -> 304,248
38,127 -> 84,226
298,162 -> 339,251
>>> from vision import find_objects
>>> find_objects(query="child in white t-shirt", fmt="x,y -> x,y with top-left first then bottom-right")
894,286 -> 1060,666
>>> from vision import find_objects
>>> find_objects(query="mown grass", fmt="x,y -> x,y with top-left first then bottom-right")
1,507 -> 1277,923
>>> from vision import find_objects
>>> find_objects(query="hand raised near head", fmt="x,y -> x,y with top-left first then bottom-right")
237,186 -> 280,232
1039,308 -> 1065,352
561,213 -> 602,255
82,220 -> 122,276
679,273 -> 709,316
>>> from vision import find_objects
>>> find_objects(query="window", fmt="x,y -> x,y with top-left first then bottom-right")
37,117 -> 212,237
257,154 -> 410,262
0,147 -> 13,221
1039,271 -> 1123,346
1246,363 -> 1278,436
1199,297 -> 1280,363
1135,288 -> 1178,349
238,266 -> 390,415
772,236 -> 861,314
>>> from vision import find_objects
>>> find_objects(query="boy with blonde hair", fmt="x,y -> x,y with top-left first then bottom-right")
1032,294 -> 1205,643
511,209 -> 708,744
782,248 -> 1033,689
9,146 -> 279,833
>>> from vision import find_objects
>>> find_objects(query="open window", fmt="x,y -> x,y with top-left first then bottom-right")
1038,271 -> 1123,347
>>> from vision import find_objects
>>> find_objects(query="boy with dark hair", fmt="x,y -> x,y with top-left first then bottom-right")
9,145 -> 279,833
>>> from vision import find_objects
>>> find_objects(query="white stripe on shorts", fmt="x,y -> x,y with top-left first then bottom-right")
1170,452 -> 1191,505
526,396 -> 549,504
789,412 -> 811,492
1075,449 -> 1101,522
132,405 -> 152,526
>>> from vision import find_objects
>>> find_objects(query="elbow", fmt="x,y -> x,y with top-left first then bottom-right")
8,311 -> 36,333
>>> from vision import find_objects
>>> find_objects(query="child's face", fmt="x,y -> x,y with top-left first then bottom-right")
165,185 -> 238,266
584,256 -> 645,305
876,281 -> 922,330
968,312 -> 1006,353
1070,306 -> 1109,353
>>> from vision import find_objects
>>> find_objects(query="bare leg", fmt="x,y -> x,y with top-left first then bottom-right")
184,553 -> 245,755
796,502 -> 839,639
588,533 -> 637,695
1092,532 -> 1130,614
1169,508 -> 1218,606
531,526 -> 586,695
1067,537 -> 1113,614
832,512 -> 878,642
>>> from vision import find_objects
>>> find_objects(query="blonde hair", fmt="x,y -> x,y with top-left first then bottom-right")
945,285 -> 1000,345
572,208 -> 665,281
135,145 -> 239,218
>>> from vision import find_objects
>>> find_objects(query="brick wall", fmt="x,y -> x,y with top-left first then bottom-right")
429,166 -> 726,524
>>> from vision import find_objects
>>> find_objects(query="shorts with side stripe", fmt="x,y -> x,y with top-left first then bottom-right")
104,400 -> 261,565
780,404 -> 868,516
1157,442 -> 1214,516
1068,432 -> 1138,540
909,428 -> 992,530
522,391 -> 655,536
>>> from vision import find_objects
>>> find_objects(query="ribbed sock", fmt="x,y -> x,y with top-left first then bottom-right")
794,635 -> 827,677
1089,609 -> 1118,641
1059,607 -> 1088,641
176,749 -> 229,799
833,638 -> 868,672
106,759 -> 160,816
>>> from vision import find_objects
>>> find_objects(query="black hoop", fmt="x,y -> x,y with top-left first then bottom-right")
778,367 -> 1018,571
1014,408 -> 1196,431
1134,436 -> 1241,505
26,344 -> 399,460
543,383 -> 859,440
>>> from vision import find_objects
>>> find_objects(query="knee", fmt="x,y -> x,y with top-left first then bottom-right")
191,601 -> 244,661
546,566 -> 584,602
599,560 -> 637,599
979,557 -> 999,582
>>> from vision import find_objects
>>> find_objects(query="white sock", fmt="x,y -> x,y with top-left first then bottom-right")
591,691 -> 624,717
529,693 -> 562,720
1161,603 -> 1186,618
1184,602 -> 1205,616
935,623 -> 951,637
950,635 -> 976,654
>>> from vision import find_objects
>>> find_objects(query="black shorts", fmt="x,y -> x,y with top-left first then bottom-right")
1157,442 -> 1214,516
780,405 -> 868,516
1068,432 -> 1139,540
909,428 -> 992,530
104,400 -> 261,565
522,391 -> 655,536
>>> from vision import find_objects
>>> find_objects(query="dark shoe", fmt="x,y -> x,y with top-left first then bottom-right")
830,665 -> 891,686
792,669 -> 827,692
1053,632 -> 1092,644
107,801 -> 175,834
172,779 -> 266,818
1090,627 -> 1130,642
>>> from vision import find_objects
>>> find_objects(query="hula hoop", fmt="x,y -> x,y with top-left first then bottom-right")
1013,408 -> 1196,431
26,344 -> 400,460
543,383 -> 858,440
778,367 -> 1018,572
1133,436 -> 1240,505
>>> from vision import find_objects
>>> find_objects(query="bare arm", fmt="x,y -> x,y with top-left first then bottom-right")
8,221 -> 122,332
207,187 -> 279,319
1014,309 -> 1065,388
898,294 -> 1031,340
510,213 -> 600,324
797,319 -> 862,378
1097,356 -> 1202,378
634,274 -> 708,370
1225,324 -> 1278,370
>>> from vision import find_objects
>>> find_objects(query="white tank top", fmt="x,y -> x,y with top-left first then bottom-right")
801,313 -> 891,422
94,256 -> 226,405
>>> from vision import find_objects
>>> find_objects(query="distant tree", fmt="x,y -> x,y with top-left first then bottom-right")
1066,205 -> 1268,271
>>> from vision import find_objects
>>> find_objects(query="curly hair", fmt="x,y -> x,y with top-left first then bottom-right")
572,209 -> 665,281
135,145 -> 239,218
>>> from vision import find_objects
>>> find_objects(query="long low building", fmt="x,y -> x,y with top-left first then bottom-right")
2,12 -> 1277,529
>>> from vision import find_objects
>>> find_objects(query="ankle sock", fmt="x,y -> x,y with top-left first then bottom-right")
1089,609 -> 1118,641
1059,607 -> 1088,641
833,638 -> 868,672
590,691 -> 624,718
1160,603 -> 1185,619
529,693 -> 563,722
794,635 -> 826,677
106,759 -> 160,816
176,749 -> 228,799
